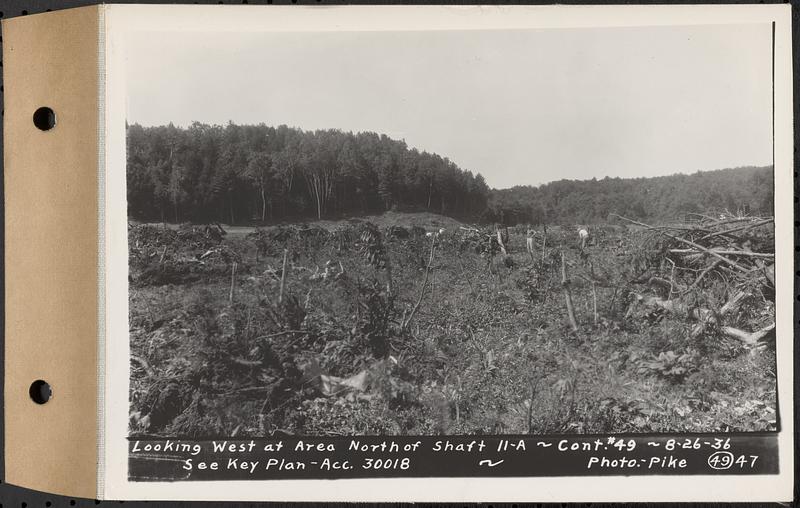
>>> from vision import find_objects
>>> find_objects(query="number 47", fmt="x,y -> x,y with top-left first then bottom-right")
736,455 -> 759,468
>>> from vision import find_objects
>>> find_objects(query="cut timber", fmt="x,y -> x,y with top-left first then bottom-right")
722,323 -> 776,347
719,290 -> 747,316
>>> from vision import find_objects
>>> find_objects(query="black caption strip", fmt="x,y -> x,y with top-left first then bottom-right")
128,434 -> 778,481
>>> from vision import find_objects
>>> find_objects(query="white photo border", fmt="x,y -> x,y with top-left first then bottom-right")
102,4 -> 794,501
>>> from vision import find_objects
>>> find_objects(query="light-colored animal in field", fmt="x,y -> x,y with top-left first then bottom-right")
425,228 -> 447,238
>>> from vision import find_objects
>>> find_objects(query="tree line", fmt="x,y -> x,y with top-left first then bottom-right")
484,166 -> 774,225
126,122 -> 489,224
127,122 -> 773,226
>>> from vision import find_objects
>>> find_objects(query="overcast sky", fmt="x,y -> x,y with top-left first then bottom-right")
125,24 -> 772,189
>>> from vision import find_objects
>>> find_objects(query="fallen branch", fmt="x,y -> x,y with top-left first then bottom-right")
231,357 -> 262,368
683,259 -> 722,293
612,214 -> 749,273
719,290 -> 747,316
668,249 -> 773,258
696,217 -> 774,242
721,323 -> 776,347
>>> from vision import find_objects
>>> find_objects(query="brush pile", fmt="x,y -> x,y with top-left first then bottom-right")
616,213 -> 775,350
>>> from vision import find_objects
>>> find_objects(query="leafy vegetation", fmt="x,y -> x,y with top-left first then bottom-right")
127,123 -> 489,224
126,123 -> 773,226
485,166 -> 774,225
127,122 -> 776,438
128,212 -> 776,437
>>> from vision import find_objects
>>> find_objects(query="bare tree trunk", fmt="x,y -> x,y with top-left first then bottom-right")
526,231 -> 535,263
540,224 -> 548,265
260,184 -> 267,222
402,237 -> 436,331
431,267 -> 436,303
561,252 -> 579,332
279,249 -> 288,304
229,262 -> 237,303
496,228 -> 508,256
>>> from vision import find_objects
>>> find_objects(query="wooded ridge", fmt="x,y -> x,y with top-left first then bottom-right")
127,122 -> 773,225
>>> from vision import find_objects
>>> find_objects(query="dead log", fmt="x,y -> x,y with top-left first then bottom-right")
721,323 -> 775,347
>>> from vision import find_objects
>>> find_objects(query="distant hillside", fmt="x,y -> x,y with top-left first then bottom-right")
127,123 -> 772,227
486,166 -> 773,225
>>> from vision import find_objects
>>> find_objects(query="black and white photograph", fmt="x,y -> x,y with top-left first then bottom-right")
124,19 -> 779,441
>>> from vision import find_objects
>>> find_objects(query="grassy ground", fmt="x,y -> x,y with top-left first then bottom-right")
128,212 -> 777,437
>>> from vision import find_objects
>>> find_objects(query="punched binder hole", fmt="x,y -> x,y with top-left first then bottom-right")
33,107 -> 56,131
29,380 -> 51,404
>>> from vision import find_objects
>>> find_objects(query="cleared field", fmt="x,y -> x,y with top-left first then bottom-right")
128,212 -> 776,437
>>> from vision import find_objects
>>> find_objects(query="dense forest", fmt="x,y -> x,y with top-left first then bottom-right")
127,122 -> 773,225
126,122 -> 489,223
486,166 -> 774,225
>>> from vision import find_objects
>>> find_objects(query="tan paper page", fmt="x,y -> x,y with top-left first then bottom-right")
3,5 -> 101,499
